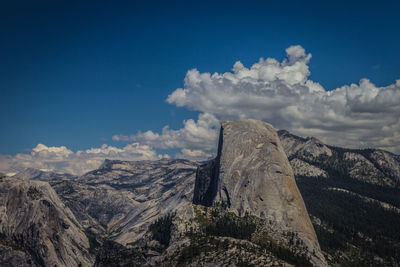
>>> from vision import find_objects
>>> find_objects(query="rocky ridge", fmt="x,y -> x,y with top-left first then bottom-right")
278,130 -> 400,187
12,168 -> 77,181
278,130 -> 400,265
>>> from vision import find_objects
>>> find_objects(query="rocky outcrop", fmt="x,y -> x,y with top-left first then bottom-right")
343,152 -> 393,186
369,150 -> 400,182
194,119 -> 326,266
278,130 -> 398,186
290,158 -> 328,178
278,130 -> 332,158
0,177 -> 94,266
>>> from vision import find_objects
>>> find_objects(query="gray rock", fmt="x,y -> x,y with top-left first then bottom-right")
56,159 -> 198,245
194,119 -> 326,266
343,152 -> 394,186
0,247 -> 35,267
12,168 -> 77,181
278,130 -> 332,158
369,150 -> 400,182
0,177 -> 94,267
290,158 -> 328,178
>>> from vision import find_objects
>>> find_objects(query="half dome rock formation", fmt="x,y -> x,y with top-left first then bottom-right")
193,119 -> 326,266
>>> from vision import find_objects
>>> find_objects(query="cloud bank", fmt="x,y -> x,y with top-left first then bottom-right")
113,112 -> 220,160
2,45 -> 399,175
0,143 -> 167,176
119,45 -> 400,156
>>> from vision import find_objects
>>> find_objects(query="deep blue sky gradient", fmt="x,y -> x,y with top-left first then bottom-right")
1,0 -> 399,154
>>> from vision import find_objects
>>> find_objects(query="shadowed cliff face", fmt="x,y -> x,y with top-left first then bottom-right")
193,127 -> 223,206
193,119 -> 326,266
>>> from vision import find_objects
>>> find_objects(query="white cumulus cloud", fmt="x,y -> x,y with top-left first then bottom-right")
7,45 -> 397,175
113,112 -> 220,155
0,143 -> 167,176
123,45 -> 400,155
178,148 -> 213,161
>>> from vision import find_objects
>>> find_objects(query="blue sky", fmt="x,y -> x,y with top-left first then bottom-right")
1,0 -> 400,174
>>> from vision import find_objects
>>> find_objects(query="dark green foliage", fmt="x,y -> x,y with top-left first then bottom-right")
290,145 -> 400,265
84,229 -> 101,254
296,148 -> 400,207
312,224 -> 345,251
254,231 -> 312,267
27,186 -> 43,200
236,260 -> 255,267
176,234 -> 257,266
177,238 -> 203,265
297,177 -> 400,264
149,213 -> 174,246
94,240 -> 146,267
192,205 -> 313,266
0,232 -> 24,251
272,246 -> 311,267
200,207 -> 256,240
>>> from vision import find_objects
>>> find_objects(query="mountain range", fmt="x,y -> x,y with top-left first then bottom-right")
1,119 -> 399,266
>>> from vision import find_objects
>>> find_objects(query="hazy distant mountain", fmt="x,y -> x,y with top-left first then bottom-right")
12,168 -> 77,181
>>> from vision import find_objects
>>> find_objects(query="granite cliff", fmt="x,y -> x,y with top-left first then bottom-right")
0,177 -> 93,267
194,119 -> 326,266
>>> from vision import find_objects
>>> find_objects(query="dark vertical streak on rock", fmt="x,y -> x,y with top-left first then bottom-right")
193,126 -> 223,206
222,186 -> 231,208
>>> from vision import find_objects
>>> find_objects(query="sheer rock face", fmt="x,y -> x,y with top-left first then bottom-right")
0,178 -> 94,267
194,119 -> 326,266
